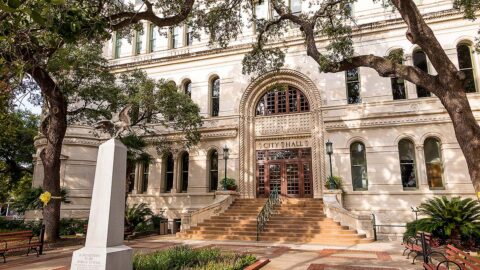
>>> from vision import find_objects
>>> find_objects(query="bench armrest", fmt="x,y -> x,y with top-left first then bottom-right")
436,260 -> 462,270
0,240 -> 6,251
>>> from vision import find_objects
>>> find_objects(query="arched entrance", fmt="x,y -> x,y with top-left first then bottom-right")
239,70 -> 325,198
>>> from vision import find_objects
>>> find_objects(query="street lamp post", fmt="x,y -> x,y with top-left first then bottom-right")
223,145 -> 229,190
325,140 -> 334,190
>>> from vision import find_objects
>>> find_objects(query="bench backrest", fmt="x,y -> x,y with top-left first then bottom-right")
446,244 -> 480,270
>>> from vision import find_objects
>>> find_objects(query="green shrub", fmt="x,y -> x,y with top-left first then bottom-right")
59,218 -> 88,236
0,218 -> 42,235
133,246 -> 256,270
324,176 -> 343,190
404,196 -> 480,246
126,203 -> 153,232
220,178 -> 237,190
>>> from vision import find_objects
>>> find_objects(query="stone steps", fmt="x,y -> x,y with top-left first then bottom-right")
178,198 -> 373,244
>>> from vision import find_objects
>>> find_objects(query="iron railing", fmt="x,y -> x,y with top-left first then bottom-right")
256,186 -> 281,241
371,213 -> 406,241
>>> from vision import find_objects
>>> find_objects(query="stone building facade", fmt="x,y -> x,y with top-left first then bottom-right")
32,0 -> 479,238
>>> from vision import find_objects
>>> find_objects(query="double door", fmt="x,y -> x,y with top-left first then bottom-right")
256,148 -> 312,198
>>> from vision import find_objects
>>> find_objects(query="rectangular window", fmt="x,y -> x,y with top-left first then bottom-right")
290,0 -> 301,14
391,77 -> 406,100
149,24 -> 159,52
170,26 -> 180,49
114,34 -> 122,59
185,26 -> 193,46
135,29 -> 143,55
346,68 -> 361,104
142,162 -> 149,193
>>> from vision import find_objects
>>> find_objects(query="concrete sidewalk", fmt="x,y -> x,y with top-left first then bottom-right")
0,236 -> 422,270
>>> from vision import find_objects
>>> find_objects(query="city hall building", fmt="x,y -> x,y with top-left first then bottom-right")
32,0 -> 479,240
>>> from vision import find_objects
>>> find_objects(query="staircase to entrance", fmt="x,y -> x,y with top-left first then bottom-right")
178,198 -> 373,245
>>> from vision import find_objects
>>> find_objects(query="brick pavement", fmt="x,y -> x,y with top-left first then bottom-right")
0,235 -> 422,270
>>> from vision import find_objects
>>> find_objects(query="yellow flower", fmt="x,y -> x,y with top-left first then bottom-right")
39,191 -> 52,206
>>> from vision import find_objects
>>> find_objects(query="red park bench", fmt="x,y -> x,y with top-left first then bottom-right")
424,244 -> 480,270
0,229 -> 45,263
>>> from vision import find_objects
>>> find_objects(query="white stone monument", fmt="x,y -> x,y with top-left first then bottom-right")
70,139 -> 133,270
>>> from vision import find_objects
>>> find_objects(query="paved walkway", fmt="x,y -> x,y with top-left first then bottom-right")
0,236 -> 422,270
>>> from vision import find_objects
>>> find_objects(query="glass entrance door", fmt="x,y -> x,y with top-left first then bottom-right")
256,148 -> 312,198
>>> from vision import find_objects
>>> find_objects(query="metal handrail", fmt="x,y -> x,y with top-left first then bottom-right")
256,186 -> 281,241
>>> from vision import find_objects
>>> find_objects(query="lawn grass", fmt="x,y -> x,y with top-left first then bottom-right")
133,245 -> 256,270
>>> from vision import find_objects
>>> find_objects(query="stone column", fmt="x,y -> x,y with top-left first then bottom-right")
70,139 -> 132,270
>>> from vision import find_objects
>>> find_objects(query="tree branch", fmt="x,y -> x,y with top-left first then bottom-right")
108,0 -> 195,31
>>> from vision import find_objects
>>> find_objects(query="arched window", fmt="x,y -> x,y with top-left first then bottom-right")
389,49 -> 406,100
183,80 -> 192,97
209,150 -> 218,191
398,139 -> 417,189
256,86 -> 309,116
457,43 -> 477,93
211,77 -> 220,117
164,153 -> 174,192
346,68 -> 361,104
424,137 -> 444,189
126,161 -> 135,193
413,50 -> 431,98
181,152 -> 189,192
350,142 -> 368,190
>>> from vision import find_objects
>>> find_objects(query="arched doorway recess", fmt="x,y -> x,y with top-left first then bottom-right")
239,69 -> 325,198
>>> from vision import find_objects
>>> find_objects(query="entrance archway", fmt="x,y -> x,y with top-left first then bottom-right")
239,69 -> 325,198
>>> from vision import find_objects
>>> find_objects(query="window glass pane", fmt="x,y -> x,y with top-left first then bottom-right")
288,89 -> 298,112
211,78 -> 220,116
346,68 -> 361,104
142,162 -> 149,192
186,26 -> 193,46
165,153 -> 174,192
278,89 -> 287,113
114,35 -> 122,59
149,25 -> 161,52
184,81 -> 192,97
290,0 -> 302,14
398,139 -> 417,188
210,151 -> 218,191
350,142 -> 368,190
255,0 -> 267,19
256,86 -> 309,116
424,138 -> 444,188
171,26 -> 180,49
135,29 -> 143,55
457,44 -> 476,93
413,51 -> 431,97
181,153 -> 189,192
389,50 -> 406,100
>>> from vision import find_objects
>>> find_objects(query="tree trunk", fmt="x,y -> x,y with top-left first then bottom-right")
30,68 -> 68,242
39,104 -> 67,242
438,89 -> 480,194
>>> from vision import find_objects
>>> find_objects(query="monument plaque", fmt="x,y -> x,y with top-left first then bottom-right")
70,139 -> 133,270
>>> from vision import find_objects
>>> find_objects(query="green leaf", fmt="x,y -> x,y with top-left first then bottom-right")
0,1 -> 16,12
7,0 -> 20,9
30,10 -> 46,26
50,0 -> 65,5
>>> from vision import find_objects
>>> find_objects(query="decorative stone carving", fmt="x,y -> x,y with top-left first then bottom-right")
255,113 -> 311,137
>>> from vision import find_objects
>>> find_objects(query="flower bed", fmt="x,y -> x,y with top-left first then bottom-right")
133,246 -> 256,270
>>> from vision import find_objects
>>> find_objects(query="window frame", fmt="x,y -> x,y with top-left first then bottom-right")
412,50 -> 432,98
164,153 -> 174,192
456,43 -> 477,93
424,137 -> 445,190
181,152 -> 189,193
141,161 -> 149,193
398,138 -> 418,190
148,24 -> 158,53
134,29 -> 143,55
350,141 -> 368,191
346,68 -> 362,104
210,77 -> 220,117
209,150 -> 219,192
114,33 -> 122,59
255,86 -> 310,116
